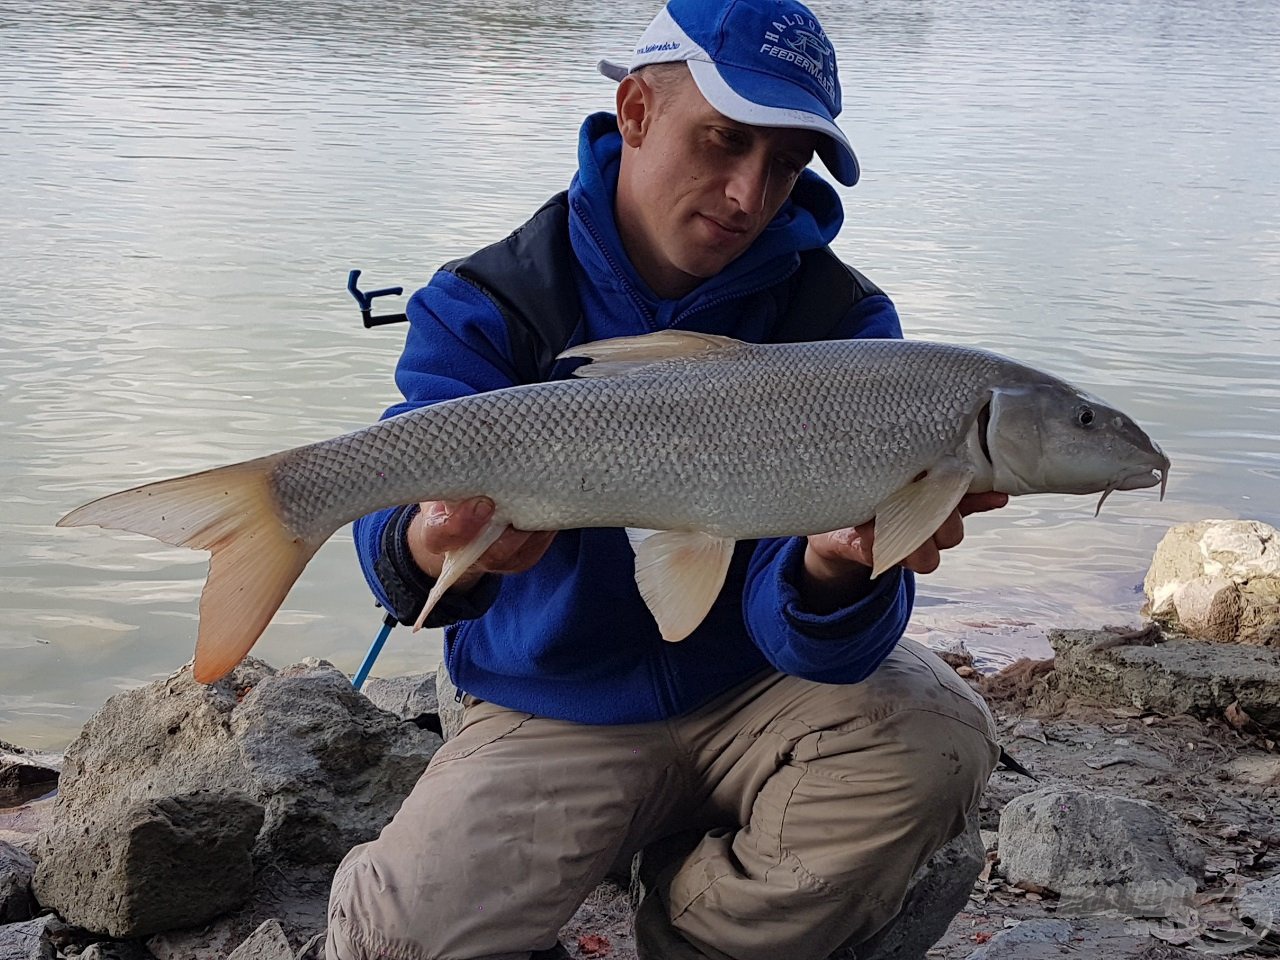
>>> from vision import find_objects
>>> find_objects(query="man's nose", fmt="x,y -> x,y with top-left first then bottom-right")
725,157 -> 772,216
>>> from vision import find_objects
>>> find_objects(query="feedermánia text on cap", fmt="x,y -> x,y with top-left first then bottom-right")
762,14 -> 836,102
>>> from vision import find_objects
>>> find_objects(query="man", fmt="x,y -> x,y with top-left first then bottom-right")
327,0 -> 1004,957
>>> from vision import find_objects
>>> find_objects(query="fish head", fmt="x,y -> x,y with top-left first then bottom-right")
985,382 -> 1170,506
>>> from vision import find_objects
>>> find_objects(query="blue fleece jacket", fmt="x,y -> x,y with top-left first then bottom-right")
353,113 -> 914,724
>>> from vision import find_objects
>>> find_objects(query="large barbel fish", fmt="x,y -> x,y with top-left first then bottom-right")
59,331 -> 1169,683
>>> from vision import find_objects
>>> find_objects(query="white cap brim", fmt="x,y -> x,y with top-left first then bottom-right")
686,59 -> 859,186
595,56 -> 860,186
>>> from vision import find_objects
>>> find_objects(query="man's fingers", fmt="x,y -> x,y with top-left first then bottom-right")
814,524 -> 873,568
479,528 -> 556,574
932,510 -> 965,551
901,539 -> 942,575
957,492 -> 1009,516
419,498 -> 497,552
414,499 -> 556,578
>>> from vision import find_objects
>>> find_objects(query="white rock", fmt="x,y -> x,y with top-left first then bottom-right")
1201,521 -> 1280,581
1146,520 -> 1280,644
1171,577 -> 1242,643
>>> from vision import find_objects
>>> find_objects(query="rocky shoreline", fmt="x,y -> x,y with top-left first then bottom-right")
2,519 -> 1278,960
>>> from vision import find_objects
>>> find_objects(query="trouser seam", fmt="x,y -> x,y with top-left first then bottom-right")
767,759 -> 806,875
723,700 -> 993,746
795,734 -> 996,786
813,706 -> 996,751
663,716 -> 700,803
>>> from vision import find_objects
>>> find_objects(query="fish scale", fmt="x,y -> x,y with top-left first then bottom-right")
274,339 -> 1002,540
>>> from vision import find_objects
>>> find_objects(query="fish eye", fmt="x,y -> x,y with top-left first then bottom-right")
1076,405 -> 1096,428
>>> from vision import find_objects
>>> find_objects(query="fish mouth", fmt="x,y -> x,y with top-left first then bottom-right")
1094,452 -> 1170,516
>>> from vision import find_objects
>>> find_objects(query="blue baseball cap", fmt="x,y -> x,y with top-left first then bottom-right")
599,0 -> 859,186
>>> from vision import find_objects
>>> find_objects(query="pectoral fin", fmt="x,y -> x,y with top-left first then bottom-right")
412,515 -> 510,631
871,458 -> 976,578
626,528 -> 736,642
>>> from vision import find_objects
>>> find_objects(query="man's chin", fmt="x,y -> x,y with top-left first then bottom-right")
676,249 -> 746,282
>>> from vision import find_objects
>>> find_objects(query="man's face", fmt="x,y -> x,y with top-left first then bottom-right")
615,69 -> 821,300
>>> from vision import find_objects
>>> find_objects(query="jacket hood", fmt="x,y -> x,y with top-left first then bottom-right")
568,112 -> 845,318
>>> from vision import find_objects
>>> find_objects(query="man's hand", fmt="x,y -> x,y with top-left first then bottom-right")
801,492 -> 1010,613
406,497 -> 556,592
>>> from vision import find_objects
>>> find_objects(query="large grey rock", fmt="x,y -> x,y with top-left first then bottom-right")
361,673 -> 438,723
1145,519 -> 1280,645
998,786 -> 1203,910
225,919 -> 293,960
0,914 -> 56,960
36,791 -> 263,938
33,658 -> 441,939
848,814 -> 987,960
1050,628 -> 1280,730
0,843 -> 36,923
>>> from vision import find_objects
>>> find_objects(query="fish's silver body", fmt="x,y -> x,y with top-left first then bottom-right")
272,338 -> 1014,541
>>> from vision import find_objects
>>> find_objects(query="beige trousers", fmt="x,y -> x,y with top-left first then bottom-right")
326,639 -> 998,960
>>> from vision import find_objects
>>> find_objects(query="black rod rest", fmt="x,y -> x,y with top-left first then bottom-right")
348,269 -> 408,327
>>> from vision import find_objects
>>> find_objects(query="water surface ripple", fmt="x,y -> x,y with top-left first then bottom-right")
3,0 -> 1278,747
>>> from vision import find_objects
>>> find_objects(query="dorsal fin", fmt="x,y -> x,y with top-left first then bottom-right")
558,331 -> 746,379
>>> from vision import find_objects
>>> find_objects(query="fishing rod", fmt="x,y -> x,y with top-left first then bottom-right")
348,270 -> 408,690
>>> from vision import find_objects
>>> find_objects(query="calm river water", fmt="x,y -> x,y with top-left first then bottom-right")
3,0 -> 1278,749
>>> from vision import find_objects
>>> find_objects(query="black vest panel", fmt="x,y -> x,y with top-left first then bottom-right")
443,191 -> 885,385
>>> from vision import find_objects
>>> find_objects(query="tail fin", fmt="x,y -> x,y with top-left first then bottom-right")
58,454 -> 331,684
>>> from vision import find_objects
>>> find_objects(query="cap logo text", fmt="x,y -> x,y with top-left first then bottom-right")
637,40 -> 681,55
760,14 -> 836,104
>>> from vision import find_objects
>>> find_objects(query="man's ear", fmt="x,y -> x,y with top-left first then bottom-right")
616,74 -> 652,147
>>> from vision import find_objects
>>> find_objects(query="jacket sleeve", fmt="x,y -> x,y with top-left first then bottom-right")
741,284 -> 918,683
352,271 -> 520,625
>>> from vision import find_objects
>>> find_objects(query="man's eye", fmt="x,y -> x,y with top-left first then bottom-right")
714,128 -> 746,148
